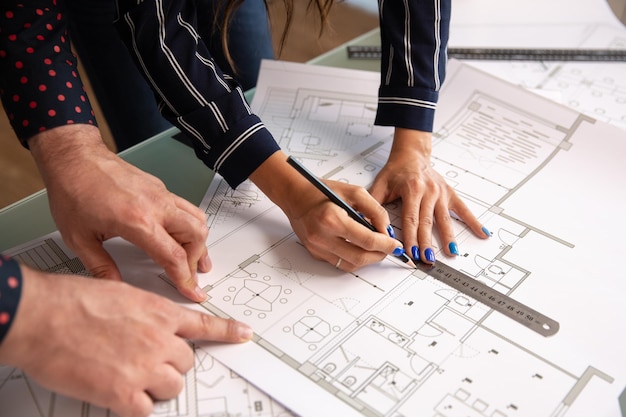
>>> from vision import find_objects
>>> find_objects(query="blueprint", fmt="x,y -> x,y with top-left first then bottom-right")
458,24 -> 626,130
2,59 -> 626,417
0,237 -> 295,417
195,60 -> 626,417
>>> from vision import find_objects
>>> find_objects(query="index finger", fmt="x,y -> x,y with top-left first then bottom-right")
338,211 -> 404,256
175,307 -> 253,344
122,203 -> 208,301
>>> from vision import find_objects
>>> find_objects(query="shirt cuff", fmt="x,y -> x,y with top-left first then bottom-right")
0,256 -> 23,345
375,85 -> 439,132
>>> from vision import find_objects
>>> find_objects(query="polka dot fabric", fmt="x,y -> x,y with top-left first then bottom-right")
0,1 -> 97,146
0,256 -> 23,344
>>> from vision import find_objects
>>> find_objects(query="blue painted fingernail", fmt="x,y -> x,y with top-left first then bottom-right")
411,245 -> 420,262
386,225 -> 396,238
424,247 -> 436,263
392,247 -> 405,257
482,226 -> 492,237
448,242 -> 459,255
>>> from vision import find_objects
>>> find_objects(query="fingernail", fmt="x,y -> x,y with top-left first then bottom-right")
386,225 -> 396,238
448,242 -> 459,255
237,323 -> 254,341
392,247 -> 405,257
482,226 -> 492,237
411,245 -> 420,262
195,285 -> 208,301
424,247 -> 436,263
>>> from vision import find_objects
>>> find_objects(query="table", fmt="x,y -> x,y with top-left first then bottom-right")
2,23 -> 626,415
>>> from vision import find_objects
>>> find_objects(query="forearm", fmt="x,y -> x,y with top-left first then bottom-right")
28,124 -> 111,189
390,128 -> 432,157
248,150 -> 312,217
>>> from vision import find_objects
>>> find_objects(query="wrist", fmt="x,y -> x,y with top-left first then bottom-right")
249,151 -> 314,217
391,127 -> 433,159
28,124 -> 110,185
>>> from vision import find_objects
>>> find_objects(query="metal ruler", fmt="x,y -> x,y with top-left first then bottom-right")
347,45 -> 626,62
416,261 -> 559,337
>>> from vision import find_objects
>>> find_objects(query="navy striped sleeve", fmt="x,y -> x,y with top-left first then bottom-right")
0,256 -> 23,344
375,0 -> 450,132
114,0 -> 279,188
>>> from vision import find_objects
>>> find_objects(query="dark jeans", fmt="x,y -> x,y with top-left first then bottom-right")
67,0 -> 275,151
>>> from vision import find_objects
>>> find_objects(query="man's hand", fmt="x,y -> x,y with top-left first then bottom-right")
28,124 -> 210,301
0,265 -> 252,417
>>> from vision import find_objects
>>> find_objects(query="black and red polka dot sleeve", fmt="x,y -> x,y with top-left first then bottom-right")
0,1 -> 97,146
0,256 -> 23,345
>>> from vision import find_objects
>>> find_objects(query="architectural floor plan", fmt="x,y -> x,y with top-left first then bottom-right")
196,60 -> 626,417
463,24 -> 626,130
2,60 -> 626,416
0,237 -> 296,417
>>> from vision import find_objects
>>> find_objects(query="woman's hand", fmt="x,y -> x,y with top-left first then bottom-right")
369,128 -> 490,264
250,152 -> 407,271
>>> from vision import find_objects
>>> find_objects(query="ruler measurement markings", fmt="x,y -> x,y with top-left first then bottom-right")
416,262 -> 560,337
347,45 -> 626,61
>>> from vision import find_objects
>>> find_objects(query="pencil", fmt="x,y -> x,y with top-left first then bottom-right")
286,155 -> 413,265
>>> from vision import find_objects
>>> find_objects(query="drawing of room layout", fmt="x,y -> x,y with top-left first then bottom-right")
2,60 -> 624,417
1,238 -> 295,417
192,60 -> 624,416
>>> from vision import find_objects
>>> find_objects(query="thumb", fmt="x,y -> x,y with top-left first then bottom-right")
74,241 -> 123,281
176,309 -> 253,344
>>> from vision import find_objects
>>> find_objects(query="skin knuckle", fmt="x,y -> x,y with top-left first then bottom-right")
198,312 -> 216,335
180,344 -> 195,373
109,380 -> 144,417
353,186 -> 370,199
227,318 -> 242,339
419,216 -> 434,227
88,264 -> 116,279
439,211 -> 452,224
425,180 -> 441,195
304,228 -> 326,248
405,213 -> 420,228
318,208 -> 340,229
198,222 -> 209,240
361,233 -> 377,251
172,373 -> 185,394
169,244 -> 189,265
126,393 -> 152,417
372,203 -> 388,220
351,252 -> 370,268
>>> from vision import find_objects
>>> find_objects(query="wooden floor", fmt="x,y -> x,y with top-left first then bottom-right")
0,2 -> 378,209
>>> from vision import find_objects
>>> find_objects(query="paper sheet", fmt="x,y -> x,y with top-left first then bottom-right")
3,59 -> 626,416
196,60 -> 626,417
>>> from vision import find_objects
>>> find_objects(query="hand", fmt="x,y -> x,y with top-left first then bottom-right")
0,265 -> 252,417
250,152 -> 406,271
369,128 -> 490,264
28,125 -> 210,302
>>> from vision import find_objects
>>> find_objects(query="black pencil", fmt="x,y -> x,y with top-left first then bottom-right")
286,155 -> 413,265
